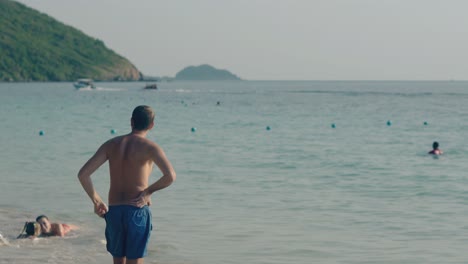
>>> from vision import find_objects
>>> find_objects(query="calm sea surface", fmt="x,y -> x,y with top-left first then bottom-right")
1,81 -> 468,264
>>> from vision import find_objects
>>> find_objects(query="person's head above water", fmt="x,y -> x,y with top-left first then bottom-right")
18,222 -> 41,238
36,215 -> 51,233
131,105 -> 155,131
428,141 -> 443,155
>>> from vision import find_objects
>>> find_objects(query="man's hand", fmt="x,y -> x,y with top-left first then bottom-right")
94,201 -> 108,218
129,190 -> 152,208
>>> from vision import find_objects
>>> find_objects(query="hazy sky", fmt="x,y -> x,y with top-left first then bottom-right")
16,0 -> 468,80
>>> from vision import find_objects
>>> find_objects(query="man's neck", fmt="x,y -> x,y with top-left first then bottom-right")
131,129 -> 148,137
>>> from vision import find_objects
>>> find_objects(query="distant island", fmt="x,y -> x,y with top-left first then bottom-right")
174,64 -> 241,81
0,1 -> 241,83
0,0 -> 141,82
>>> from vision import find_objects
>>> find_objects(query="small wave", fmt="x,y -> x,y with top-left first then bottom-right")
75,87 -> 94,92
76,87 -> 125,92
286,90 -> 435,97
174,89 -> 192,93
0,234 -> 11,246
287,89 -> 468,98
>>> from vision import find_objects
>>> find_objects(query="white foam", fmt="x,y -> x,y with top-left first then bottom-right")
94,87 -> 125,91
0,233 -> 10,246
175,89 -> 192,93
75,87 -> 124,91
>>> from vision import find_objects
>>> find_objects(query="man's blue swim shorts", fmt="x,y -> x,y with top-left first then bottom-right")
104,205 -> 152,259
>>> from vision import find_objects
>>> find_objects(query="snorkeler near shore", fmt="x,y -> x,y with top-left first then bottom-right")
17,216 -> 78,239
36,215 -> 78,237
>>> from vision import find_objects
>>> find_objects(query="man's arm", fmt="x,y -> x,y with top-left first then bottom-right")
77,143 -> 109,217
52,223 -> 65,237
147,144 -> 176,193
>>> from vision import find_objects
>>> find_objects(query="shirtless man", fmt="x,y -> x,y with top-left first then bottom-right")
78,105 -> 176,264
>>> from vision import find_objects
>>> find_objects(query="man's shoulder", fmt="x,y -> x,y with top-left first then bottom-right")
126,135 -> 159,149
140,137 -> 159,150
105,135 -> 127,144
106,134 -> 159,150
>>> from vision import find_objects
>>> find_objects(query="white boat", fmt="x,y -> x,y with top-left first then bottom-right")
73,79 -> 96,89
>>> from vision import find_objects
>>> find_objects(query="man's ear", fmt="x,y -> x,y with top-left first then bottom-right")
149,121 -> 155,130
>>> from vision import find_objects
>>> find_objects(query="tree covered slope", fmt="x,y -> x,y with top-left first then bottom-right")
0,0 -> 142,81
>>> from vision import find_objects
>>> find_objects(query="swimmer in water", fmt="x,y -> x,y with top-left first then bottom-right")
17,222 -> 41,239
35,215 -> 78,237
428,141 -> 443,155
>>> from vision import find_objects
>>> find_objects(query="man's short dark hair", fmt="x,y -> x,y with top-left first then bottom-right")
132,105 -> 155,131
36,215 -> 48,222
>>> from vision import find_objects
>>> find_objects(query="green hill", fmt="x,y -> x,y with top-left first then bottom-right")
175,64 -> 241,81
0,0 -> 142,81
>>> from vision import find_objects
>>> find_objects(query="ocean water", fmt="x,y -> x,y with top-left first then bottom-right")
1,81 -> 468,264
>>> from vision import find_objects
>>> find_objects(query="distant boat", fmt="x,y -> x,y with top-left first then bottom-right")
144,83 -> 158,90
73,79 -> 96,89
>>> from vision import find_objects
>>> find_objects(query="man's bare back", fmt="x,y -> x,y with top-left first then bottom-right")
107,134 -> 157,205
78,130 -> 175,213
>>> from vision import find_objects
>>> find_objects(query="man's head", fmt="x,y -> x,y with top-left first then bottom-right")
36,215 -> 51,233
433,141 -> 439,149
131,105 -> 155,131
